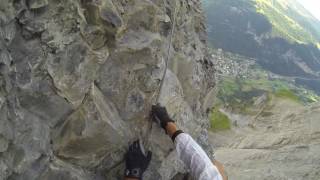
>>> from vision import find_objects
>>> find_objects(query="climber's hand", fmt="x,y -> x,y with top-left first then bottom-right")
125,140 -> 152,180
151,104 -> 174,130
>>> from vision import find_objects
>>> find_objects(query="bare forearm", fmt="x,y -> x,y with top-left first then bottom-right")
165,122 -> 178,137
213,160 -> 228,180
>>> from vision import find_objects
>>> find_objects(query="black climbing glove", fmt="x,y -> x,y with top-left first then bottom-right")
125,140 -> 152,180
151,104 -> 174,130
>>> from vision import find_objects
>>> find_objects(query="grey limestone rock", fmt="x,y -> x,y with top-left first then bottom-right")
0,0 -> 215,179
27,0 -> 49,10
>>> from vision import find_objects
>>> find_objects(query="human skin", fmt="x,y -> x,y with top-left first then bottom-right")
166,122 -> 178,137
213,159 -> 228,180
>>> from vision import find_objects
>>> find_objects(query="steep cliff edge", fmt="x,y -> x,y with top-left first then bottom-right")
0,0 -> 215,179
210,99 -> 320,179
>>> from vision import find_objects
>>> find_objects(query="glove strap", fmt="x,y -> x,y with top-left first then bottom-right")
171,130 -> 184,142
125,168 -> 142,180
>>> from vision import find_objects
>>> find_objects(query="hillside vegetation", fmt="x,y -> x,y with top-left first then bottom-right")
215,75 -> 319,112
203,0 -> 320,94
210,49 -> 320,117
210,108 -> 231,131
255,0 -> 320,44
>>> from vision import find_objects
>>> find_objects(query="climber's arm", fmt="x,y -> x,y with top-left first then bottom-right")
151,105 -> 225,180
166,122 -> 224,180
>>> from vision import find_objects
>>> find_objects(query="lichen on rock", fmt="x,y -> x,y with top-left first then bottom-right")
0,0 -> 215,179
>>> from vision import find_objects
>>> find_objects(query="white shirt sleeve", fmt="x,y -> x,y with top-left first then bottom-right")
174,133 -> 223,180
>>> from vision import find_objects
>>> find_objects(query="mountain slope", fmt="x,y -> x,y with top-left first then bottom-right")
203,2 -> 320,178
0,0 -> 213,179
203,0 -> 320,94
255,0 -> 320,44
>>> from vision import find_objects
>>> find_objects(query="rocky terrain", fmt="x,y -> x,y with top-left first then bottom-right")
211,98 -> 320,180
0,0 -> 216,179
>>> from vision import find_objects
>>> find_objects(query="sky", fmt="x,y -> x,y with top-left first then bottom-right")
296,0 -> 320,20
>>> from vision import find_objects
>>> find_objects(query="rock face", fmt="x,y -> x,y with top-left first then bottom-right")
0,0 -> 214,179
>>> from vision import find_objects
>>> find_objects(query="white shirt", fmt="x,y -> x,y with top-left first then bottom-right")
174,133 -> 223,180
